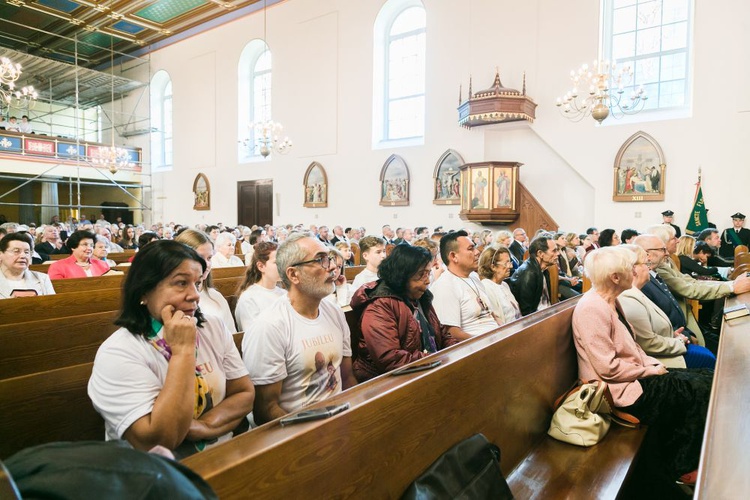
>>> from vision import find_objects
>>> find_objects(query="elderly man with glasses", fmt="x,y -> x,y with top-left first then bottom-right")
242,232 -> 357,425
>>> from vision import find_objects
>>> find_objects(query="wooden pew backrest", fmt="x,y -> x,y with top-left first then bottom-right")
344,265 -> 365,282
0,288 -> 121,325
50,274 -> 123,294
184,299 -> 582,498
0,311 -> 119,379
0,364 -> 103,459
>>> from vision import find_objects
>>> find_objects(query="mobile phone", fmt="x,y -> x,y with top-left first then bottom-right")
391,360 -> 442,376
279,403 -> 350,426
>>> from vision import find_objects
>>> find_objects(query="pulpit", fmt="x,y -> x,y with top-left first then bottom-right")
459,161 -> 522,225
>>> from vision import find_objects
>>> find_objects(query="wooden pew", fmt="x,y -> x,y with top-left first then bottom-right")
695,290 -> 750,498
734,245 -> 748,258
0,311 -> 118,379
106,250 -> 136,263
350,242 -> 361,265
344,265 -> 365,282
212,276 -> 244,299
50,274 -> 124,293
211,266 -> 247,280
185,298 -> 646,498
0,289 -> 121,325
0,363 -> 103,459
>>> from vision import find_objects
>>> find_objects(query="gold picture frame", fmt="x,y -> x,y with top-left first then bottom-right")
380,154 -> 410,206
433,149 -> 463,205
303,162 -> 328,208
613,131 -> 666,202
192,173 -> 210,211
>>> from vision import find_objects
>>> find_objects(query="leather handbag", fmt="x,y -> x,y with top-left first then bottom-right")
401,433 -> 513,500
548,380 -> 613,447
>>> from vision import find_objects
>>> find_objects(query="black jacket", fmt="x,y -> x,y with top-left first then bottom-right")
509,240 -> 526,263
508,257 -> 550,316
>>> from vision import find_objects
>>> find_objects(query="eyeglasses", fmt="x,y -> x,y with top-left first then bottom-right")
645,247 -> 667,253
411,268 -> 431,281
290,254 -> 331,270
4,248 -> 31,256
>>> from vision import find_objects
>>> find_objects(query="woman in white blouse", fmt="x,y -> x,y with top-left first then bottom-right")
0,232 -> 55,298
210,232 -> 244,268
175,229 -> 237,333
235,241 -> 286,332
477,245 -> 521,325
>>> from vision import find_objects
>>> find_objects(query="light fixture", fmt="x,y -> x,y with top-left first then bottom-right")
92,1 -> 133,174
246,120 -> 292,158
0,56 -> 22,107
11,85 -> 38,110
555,60 -> 647,124
240,0 -> 292,158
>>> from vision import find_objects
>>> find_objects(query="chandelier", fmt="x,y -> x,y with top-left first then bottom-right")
245,120 -> 292,158
92,146 -> 133,174
555,60 -> 647,123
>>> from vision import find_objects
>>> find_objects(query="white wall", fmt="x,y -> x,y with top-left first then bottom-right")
146,0 -> 750,235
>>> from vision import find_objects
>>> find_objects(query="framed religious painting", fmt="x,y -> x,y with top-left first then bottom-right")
612,131 -> 666,202
380,154 -> 410,206
491,164 -> 516,209
303,162 -> 328,208
192,173 -> 210,211
433,149 -> 464,205
469,166 -> 491,209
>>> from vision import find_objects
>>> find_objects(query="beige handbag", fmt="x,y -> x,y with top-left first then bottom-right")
548,380 -> 613,447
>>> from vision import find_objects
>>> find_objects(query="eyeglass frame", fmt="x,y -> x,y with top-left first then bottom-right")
4,248 -> 32,256
644,247 -> 667,253
290,253 -> 332,270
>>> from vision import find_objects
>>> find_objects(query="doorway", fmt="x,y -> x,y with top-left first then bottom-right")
237,179 -> 273,227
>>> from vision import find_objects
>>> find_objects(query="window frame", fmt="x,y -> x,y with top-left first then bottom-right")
238,39 -> 272,162
150,70 -> 173,172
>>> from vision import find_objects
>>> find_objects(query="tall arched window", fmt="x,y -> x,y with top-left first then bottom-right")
601,0 -> 693,114
373,0 -> 426,148
238,39 -> 272,161
150,70 -> 173,171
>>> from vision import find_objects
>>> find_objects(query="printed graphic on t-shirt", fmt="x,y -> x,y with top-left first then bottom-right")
301,335 -> 341,403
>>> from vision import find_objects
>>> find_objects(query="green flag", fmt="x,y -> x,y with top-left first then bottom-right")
685,186 -> 708,235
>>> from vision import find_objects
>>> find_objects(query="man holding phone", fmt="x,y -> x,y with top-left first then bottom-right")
243,233 -> 358,425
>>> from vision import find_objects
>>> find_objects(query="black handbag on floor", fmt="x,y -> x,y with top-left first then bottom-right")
401,433 -> 513,500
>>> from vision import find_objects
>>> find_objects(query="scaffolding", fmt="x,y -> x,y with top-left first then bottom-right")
0,16 -> 152,226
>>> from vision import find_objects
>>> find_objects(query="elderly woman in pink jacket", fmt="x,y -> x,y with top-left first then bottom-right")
572,246 -> 713,489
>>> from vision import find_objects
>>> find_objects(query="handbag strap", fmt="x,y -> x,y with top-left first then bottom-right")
600,384 -> 641,428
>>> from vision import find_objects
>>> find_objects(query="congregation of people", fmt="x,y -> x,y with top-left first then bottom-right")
2,208 -> 750,489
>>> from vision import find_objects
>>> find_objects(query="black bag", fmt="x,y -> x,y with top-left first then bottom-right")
401,433 -> 514,500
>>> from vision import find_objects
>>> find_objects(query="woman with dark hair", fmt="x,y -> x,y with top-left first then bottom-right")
598,228 -> 620,248
88,240 -> 254,458
118,225 -> 138,250
235,241 -> 285,332
47,230 -> 109,279
349,245 -> 458,382
0,232 -> 56,298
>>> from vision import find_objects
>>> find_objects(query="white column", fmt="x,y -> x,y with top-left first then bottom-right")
40,180 -> 59,225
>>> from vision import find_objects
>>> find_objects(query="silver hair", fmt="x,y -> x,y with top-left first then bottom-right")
214,231 -> 236,246
645,224 -> 675,244
276,232 -> 314,288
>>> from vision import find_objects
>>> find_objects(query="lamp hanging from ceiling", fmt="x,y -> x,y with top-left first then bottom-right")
91,4 -> 133,174
555,59 -> 647,124
0,56 -> 37,111
242,0 -> 292,158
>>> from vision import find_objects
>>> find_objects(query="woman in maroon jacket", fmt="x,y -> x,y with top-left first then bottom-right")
350,245 -> 458,382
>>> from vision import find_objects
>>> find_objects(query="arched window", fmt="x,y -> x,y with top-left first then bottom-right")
601,0 -> 693,115
373,0 -> 426,148
150,70 -> 172,171
238,39 -> 272,161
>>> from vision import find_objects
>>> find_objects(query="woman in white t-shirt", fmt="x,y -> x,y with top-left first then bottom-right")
477,245 -> 521,325
88,240 -> 254,458
175,229 -> 237,333
235,241 -> 286,332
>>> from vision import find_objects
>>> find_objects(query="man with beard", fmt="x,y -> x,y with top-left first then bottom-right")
243,233 -> 357,424
430,230 -> 500,340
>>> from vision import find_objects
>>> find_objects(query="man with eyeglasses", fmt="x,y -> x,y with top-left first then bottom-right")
430,230 -> 500,340
636,228 -> 750,353
242,232 -> 357,425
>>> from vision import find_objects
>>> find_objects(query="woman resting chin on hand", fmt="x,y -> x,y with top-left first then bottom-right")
88,240 -> 254,458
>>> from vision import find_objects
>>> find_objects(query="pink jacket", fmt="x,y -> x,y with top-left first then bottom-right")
47,255 -> 110,280
572,291 -> 664,407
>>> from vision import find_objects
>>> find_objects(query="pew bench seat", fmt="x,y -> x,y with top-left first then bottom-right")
507,426 -> 646,499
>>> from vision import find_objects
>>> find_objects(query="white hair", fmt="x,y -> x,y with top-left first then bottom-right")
214,231 -> 236,246
584,246 -> 635,290
646,224 -> 675,245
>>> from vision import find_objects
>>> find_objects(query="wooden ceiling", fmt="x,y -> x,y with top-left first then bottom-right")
0,0 -> 266,68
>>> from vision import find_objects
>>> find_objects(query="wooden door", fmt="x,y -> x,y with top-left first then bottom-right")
237,179 -> 273,227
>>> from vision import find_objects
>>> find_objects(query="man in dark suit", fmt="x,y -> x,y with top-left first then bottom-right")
329,225 -> 346,245
35,224 -> 70,262
696,228 -> 733,267
661,210 -> 682,238
720,212 -> 750,258
509,228 -> 527,263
